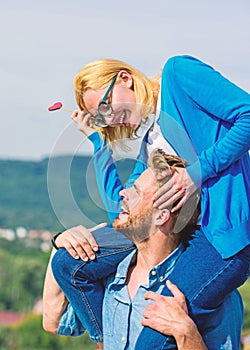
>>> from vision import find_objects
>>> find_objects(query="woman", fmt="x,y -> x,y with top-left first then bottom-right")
52,55 -> 250,349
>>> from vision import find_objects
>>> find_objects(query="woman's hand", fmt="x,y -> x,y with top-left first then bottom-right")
71,109 -> 97,137
55,223 -> 107,261
153,167 -> 197,212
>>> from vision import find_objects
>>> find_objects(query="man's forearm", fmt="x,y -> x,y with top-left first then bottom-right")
42,248 -> 68,334
174,318 -> 207,350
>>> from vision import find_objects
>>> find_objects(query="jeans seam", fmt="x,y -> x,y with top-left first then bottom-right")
70,245 -> 134,279
80,291 -> 101,339
161,337 -> 171,350
188,258 -> 236,305
71,270 -> 103,340
69,245 -> 134,341
97,245 -> 135,257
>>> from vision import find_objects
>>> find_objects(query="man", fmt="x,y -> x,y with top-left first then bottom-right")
43,149 -> 243,349
43,250 -> 208,350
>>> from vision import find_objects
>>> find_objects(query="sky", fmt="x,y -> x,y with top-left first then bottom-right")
1,0 -> 250,160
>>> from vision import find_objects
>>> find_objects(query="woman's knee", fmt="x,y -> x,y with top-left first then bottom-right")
51,248 -> 84,282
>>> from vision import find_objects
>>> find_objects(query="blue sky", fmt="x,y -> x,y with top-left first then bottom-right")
1,0 -> 250,160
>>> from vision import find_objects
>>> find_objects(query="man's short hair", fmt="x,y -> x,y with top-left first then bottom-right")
148,149 -> 200,236
148,148 -> 186,187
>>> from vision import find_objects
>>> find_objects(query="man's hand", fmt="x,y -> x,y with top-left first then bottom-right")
55,223 -> 107,261
142,280 -> 207,350
142,280 -> 188,335
153,167 -> 197,212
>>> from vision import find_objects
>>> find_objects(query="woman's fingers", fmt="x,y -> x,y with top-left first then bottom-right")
90,222 -> 108,232
170,193 -> 188,212
55,225 -> 102,261
70,109 -> 96,136
70,225 -> 99,260
70,109 -> 79,120
153,167 -> 197,210
154,187 -> 187,209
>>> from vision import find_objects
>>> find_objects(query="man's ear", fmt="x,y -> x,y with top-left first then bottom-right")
154,209 -> 171,226
117,70 -> 133,88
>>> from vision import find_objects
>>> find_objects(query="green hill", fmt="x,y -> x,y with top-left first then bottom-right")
0,155 -> 136,232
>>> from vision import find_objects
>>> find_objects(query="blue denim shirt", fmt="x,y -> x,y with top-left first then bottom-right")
102,245 -> 184,350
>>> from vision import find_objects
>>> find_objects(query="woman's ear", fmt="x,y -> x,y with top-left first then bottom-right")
154,209 -> 171,226
117,70 -> 133,88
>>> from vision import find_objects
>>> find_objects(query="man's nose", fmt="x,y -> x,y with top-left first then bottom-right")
119,188 -> 128,199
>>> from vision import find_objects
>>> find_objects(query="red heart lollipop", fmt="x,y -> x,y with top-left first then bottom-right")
48,102 -> 63,111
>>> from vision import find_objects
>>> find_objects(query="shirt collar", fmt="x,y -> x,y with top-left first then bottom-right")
108,243 -> 184,290
148,243 -> 184,286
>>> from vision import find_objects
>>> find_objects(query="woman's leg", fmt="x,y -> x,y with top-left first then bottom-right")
52,227 -> 134,342
135,229 -> 250,350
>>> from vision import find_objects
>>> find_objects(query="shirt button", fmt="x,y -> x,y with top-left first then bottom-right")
151,270 -> 156,276
121,336 -> 126,342
159,275 -> 164,281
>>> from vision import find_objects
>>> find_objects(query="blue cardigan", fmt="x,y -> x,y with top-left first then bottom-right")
88,55 -> 250,259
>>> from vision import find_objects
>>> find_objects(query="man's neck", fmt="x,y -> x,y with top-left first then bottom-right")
137,234 -> 179,270
127,229 -> 180,300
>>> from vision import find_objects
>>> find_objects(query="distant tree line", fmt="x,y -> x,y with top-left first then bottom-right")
0,155 -> 136,231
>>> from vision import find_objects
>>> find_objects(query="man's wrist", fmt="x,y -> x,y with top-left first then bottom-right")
174,318 -> 206,350
173,318 -> 198,344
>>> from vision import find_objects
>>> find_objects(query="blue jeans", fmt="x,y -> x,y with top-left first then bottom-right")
52,227 -> 250,347
52,227 -> 134,342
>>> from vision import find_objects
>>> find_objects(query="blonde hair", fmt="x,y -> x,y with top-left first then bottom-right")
74,58 -> 160,145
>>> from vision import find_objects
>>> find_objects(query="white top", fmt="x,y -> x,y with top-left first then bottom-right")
147,82 -> 177,156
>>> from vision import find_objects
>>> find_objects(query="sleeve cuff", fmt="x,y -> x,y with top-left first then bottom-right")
186,159 -> 202,187
57,304 -> 86,337
88,132 -> 103,153
187,154 -> 218,186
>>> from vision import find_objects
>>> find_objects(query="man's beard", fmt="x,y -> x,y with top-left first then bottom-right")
113,206 -> 153,244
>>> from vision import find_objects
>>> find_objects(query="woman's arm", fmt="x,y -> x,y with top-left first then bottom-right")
72,110 -> 124,222
169,55 -> 250,182
87,126 -> 148,223
154,55 -> 250,210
